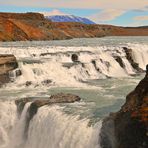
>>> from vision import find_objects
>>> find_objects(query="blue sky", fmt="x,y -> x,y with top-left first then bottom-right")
0,0 -> 148,26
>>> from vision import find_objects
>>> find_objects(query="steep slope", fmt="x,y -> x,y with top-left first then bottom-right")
0,12 -> 148,41
100,65 -> 148,148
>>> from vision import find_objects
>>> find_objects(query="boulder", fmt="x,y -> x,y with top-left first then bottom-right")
100,64 -> 148,148
25,81 -> 32,87
71,54 -> 79,62
0,54 -> 19,86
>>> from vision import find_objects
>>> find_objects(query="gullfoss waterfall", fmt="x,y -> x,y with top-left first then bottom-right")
0,37 -> 148,148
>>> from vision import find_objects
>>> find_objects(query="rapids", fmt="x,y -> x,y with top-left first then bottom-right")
0,37 -> 148,148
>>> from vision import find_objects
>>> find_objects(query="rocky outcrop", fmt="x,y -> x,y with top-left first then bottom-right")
0,12 -> 148,41
15,93 -> 81,116
123,47 -> 143,72
114,56 -> 125,69
15,93 -> 81,138
100,65 -> 148,148
71,54 -> 79,62
0,54 -> 19,86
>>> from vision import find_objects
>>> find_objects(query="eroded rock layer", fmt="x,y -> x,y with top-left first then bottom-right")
0,12 -> 148,41
100,65 -> 148,148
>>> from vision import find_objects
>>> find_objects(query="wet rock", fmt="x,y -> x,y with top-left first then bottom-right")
0,54 -> 18,86
25,81 -> 32,87
114,56 -> 125,68
41,79 -> 52,85
15,93 -> 81,116
15,93 -> 81,138
100,64 -> 148,148
15,69 -> 22,77
50,93 -> 81,103
91,60 -> 100,72
71,54 -> 79,62
123,47 -> 143,72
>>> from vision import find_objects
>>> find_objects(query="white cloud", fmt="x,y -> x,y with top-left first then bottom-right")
41,9 -> 68,16
89,9 -> 125,23
1,0 -> 148,10
134,15 -> 148,21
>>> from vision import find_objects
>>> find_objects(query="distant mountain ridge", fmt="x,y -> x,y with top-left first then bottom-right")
45,15 -> 95,24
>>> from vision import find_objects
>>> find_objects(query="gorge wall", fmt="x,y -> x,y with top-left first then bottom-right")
100,65 -> 148,148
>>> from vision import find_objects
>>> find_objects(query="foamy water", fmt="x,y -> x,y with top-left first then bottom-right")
0,37 -> 147,148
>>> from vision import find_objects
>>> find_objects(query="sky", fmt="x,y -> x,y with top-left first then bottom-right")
0,0 -> 148,26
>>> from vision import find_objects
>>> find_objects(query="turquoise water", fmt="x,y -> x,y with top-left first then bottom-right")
0,36 -> 146,121
0,36 -> 148,47
46,75 -> 143,121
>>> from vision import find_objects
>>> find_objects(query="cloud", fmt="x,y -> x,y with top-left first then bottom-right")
41,9 -> 68,16
0,0 -> 148,10
89,9 -> 125,23
134,15 -> 148,21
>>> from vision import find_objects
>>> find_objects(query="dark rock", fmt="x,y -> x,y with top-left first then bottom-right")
41,79 -> 52,85
71,54 -> 79,62
15,69 -> 22,77
91,60 -> 100,72
50,93 -> 81,103
25,81 -> 32,87
123,47 -> 143,72
0,54 -> 18,86
100,65 -> 148,148
15,93 -> 81,116
114,56 -> 125,68
9,69 -> 22,82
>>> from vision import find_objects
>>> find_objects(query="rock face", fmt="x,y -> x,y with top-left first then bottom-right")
100,65 -> 148,148
15,93 -> 81,116
123,47 -> 143,72
0,55 -> 19,86
114,56 -> 125,69
15,93 -> 81,137
0,12 -> 148,41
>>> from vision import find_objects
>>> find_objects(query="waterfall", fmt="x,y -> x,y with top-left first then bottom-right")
0,44 -> 148,88
0,101 -> 102,148
128,44 -> 148,69
0,101 -> 17,148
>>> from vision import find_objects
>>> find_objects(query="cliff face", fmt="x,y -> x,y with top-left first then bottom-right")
0,12 -> 104,41
0,12 -> 148,41
100,65 -> 148,148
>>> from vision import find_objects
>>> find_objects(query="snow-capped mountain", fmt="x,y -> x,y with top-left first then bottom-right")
45,15 -> 96,25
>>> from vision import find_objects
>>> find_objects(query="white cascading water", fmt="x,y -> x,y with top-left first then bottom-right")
1,44 -> 148,88
0,39 -> 148,148
128,44 -> 148,69
0,101 -> 17,148
0,102 -> 101,148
